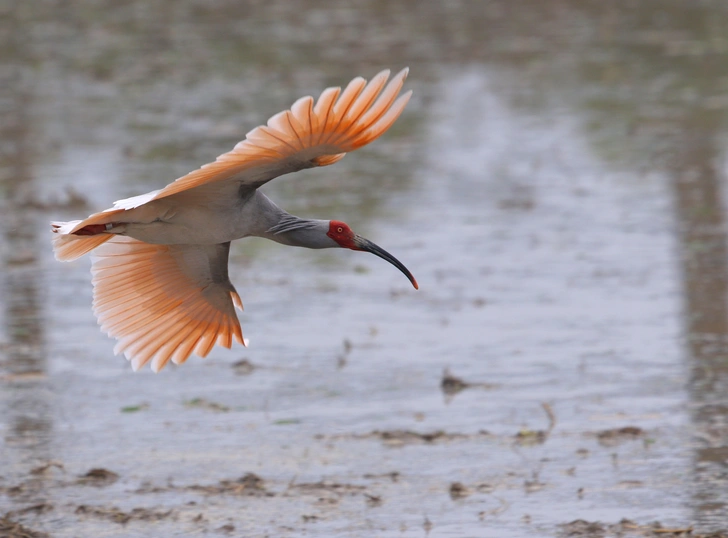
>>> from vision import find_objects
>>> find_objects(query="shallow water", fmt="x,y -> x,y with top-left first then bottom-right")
2,1 -> 728,536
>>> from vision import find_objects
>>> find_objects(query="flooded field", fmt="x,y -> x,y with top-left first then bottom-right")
2,1 -> 728,536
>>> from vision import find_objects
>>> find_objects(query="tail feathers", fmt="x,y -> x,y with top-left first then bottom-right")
51,221 -> 112,261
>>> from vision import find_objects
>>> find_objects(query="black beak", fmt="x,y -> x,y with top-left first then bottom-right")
353,235 -> 419,290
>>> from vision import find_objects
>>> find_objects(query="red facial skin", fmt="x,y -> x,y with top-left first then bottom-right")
327,220 -> 360,250
326,219 -> 419,290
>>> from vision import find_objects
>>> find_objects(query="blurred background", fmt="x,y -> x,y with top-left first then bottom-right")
2,1 -> 728,536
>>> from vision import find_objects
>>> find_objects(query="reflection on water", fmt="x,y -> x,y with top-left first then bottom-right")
2,0 -> 728,535
0,13 -> 52,497
671,124 -> 728,526
547,5 -> 728,528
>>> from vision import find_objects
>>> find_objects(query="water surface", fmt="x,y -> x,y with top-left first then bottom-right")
2,1 -> 728,536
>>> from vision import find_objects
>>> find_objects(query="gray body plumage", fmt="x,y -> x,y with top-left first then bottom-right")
114,189 -> 338,250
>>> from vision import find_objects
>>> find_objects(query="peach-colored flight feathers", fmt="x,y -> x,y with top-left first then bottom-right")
51,68 -> 412,372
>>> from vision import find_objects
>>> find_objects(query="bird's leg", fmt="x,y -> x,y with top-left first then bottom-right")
73,223 -> 120,236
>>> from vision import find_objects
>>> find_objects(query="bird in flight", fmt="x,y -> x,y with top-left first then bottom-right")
51,68 -> 418,372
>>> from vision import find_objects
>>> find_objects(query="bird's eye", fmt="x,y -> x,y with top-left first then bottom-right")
337,227 -> 343,233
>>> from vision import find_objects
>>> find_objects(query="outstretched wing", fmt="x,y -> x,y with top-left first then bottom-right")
130,68 -> 411,206
55,68 -> 412,231
91,237 -> 245,372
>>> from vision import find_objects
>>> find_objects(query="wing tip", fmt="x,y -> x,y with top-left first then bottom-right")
372,68 -> 392,83
230,290 -> 244,311
399,89 -> 414,108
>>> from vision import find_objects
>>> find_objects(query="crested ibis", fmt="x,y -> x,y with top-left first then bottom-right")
51,68 -> 418,372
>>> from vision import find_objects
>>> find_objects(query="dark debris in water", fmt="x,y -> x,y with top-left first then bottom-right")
441,369 -> 470,396
76,468 -> 119,487
120,403 -> 149,413
187,473 -> 272,497
2,466 -> 118,502
6,504 -> 54,518
446,481 -> 497,500
559,519 -> 606,537
28,461 -> 64,476
183,398 -> 230,412
231,359 -> 256,375
524,477 -> 547,493
595,427 -> 644,446
376,430 -> 471,445
290,480 -> 366,496
323,429 -> 492,446
364,493 -> 383,507
362,471 -> 400,483
557,518 -> 717,537
0,515 -> 49,538
449,481 -> 471,500
134,472 -> 273,497
514,403 -> 557,446
74,505 -> 174,525
287,480 -> 369,507
273,418 -> 301,425
3,479 -> 48,501
514,428 -> 548,446
440,368 -> 499,399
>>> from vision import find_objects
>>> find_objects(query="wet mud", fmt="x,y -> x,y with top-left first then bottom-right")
558,519 -> 727,538
3,1 -> 728,536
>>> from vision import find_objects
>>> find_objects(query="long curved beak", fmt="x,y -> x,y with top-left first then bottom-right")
353,235 -> 419,290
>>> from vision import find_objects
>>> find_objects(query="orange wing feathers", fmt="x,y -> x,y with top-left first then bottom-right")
148,67 -> 411,200
91,238 -> 244,372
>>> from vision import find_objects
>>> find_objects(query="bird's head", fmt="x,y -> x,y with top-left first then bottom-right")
326,220 -> 419,290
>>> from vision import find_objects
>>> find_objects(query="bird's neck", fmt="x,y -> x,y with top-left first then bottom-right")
266,216 -> 334,249
250,192 -> 337,249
